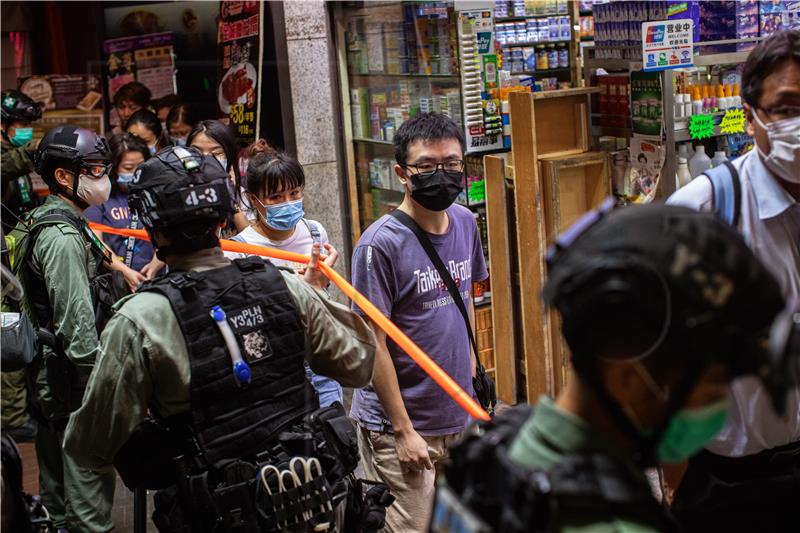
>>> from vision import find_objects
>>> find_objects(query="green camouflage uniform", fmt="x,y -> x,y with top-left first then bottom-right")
8,195 -> 115,531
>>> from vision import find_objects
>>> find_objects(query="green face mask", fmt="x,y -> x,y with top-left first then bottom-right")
656,398 -> 729,464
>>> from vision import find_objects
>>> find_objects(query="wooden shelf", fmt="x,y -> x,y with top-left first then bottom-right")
533,86 -> 600,100
350,72 -> 460,80
500,39 -> 571,48
505,68 -> 571,76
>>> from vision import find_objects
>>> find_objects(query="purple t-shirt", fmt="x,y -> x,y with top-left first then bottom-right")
85,191 -> 155,272
350,204 -> 488,436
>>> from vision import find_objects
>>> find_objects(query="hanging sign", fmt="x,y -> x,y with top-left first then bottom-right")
719,109 -> 746,134
689,114 -> 715,140
642,19 -> 694,72
217,0 -> 264,144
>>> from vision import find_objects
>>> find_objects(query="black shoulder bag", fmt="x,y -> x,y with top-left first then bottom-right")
390,210 -> 496,416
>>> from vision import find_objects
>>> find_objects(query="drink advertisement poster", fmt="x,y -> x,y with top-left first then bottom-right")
217,1 -> 264,144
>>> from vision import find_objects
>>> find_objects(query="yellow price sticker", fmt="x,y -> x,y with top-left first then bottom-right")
719,109 -> 746,134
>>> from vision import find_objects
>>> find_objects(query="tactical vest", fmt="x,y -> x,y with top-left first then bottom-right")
432,405 -> 678,533
139,255 -> 319,468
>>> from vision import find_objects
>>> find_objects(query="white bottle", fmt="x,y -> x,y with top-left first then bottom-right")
689,145 -> 712,178
710,150 -> 728,168
677,143 -> 692,162
676,157 -> 693,189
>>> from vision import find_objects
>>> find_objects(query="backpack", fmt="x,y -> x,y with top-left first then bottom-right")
2,208 -> 129,369
705,161 -> 741,227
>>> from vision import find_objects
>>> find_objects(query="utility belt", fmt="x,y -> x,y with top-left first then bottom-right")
116,402 -> 393,533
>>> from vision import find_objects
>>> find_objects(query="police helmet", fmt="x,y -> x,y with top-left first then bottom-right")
35,125 -> 110,180
545,201 -> 783,369
128,146 -> 234,253
1,90 -> 42,124
544,201 -> 792,462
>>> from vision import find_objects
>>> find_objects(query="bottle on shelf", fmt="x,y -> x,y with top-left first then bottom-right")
676,157 -> 693,189
677,143 -> 692,162
710,150 -> 729,168
692,87 -> 704,115
715,84 -> 725,111
689,144 -> 712,178
731,83 -> 742,108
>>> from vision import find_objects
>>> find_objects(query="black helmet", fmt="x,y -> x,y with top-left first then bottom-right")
1,90 -> 42,123
128,146 -> 234,256
34,125 -> 110,197
544,201 -> 791,464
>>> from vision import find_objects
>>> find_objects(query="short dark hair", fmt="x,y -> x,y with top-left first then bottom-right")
393,113 -> 466,165
113,82 -> 151,108
742,29 -> 800,107
246,150 -> 305,198
108,132 -> 150,193
187,119 -> 242,193
126,109 -> 166,149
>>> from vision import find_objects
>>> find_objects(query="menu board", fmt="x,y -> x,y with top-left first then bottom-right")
18,75 -> 103,111
217,0 -> 264,144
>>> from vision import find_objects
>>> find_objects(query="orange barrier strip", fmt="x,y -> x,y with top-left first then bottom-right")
90,223 -> 490,421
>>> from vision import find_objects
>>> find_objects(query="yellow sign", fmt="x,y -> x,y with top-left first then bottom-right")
719,109 -> 746,134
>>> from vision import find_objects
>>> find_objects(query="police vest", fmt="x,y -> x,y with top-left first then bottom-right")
139,255 -> 319,469
432,405 -> 678,533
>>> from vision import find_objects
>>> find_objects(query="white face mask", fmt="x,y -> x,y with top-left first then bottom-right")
753,111 -> 800,184
76,174 -> 112,206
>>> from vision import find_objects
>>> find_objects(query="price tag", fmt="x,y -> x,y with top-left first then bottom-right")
719,109 -> 745,134
689,114 -> 715,140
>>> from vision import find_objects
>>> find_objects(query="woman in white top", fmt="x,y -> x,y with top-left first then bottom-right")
227,142 -> 343,407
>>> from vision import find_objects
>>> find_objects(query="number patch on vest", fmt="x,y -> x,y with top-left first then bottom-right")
226,303 -> 273,363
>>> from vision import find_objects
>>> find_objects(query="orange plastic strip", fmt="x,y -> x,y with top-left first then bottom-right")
90,223 -> 490,421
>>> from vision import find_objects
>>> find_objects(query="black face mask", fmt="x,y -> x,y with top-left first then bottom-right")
409,169 -> 464,212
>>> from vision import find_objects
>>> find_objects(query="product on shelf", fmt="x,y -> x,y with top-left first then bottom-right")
710,150 -> 729,168
676,156 -> 693,189
689,144 -> 712,178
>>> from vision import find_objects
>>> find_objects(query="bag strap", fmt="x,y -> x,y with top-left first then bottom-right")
707,161 -> 741,227
389,210 -> 482,371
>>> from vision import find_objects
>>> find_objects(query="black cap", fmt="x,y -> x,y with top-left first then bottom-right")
128,145 -> 234,231
545,203 -> 784,365
1,89 -> 41,123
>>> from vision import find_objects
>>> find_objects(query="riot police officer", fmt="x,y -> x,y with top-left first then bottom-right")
64,146 -> 378,532
433,202 -> 796,532
6,125 -> 117,531
1,89 -> 42,230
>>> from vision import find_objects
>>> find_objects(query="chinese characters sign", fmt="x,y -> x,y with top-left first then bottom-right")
689,114 -> 715,140
642,19 -> 694,72
719,109 -> 745,134
218,1 -> 263,143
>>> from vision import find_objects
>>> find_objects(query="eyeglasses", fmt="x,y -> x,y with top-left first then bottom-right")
759,105 -> 800,122
400,160 -> 465,177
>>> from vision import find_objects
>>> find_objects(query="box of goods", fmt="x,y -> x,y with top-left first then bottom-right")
699,1 -> 737,52
760,1 -> 787,36
667,1 -> 700,41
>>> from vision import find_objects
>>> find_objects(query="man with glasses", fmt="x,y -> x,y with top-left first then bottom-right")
668,29 -> 799,531
349,113 -> 488,532
6,125 -> 116,531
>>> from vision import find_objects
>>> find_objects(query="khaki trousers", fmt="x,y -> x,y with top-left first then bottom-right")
358,426 -> 462,533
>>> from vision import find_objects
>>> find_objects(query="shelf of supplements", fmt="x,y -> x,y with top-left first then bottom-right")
500,39 -> 572,48
495,15 -> 568,22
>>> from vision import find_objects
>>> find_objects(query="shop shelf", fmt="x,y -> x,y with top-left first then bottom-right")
495,15 -> 566,22
353,138 -> 394,146
350,73 -> 460,80
500,40 -> 571,48
505,68 -> 571,76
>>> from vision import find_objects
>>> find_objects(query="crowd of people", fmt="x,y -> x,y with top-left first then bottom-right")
0,29 -> 797,533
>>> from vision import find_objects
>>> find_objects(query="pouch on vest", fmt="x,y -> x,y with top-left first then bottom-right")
1,311 -> 37,371
114,417 -> 184,491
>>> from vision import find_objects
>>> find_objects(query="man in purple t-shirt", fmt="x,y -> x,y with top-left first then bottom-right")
350,113 -> 488,532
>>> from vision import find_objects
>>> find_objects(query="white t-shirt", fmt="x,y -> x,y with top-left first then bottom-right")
225,219 -> 329,272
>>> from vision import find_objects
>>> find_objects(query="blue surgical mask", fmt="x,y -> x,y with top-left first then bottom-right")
10,127 -> 33,147
116,173 -> 135,192
264,199 -> 304,231
171,137 -> 187,147
217,156 -> 228,171
148,145 -> 157,155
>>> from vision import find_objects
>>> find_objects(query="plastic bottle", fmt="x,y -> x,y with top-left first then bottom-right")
676,157 -> 692,189
683,92 -> 692,117
677,143 -> 692,162
689,144 -> 712,178
731,83 -> 742,108
716,84 -> 725,111
702,85 -> 710,113
692,87 -> 704,115
710,150 -> 728,168
723,84 -> 733,110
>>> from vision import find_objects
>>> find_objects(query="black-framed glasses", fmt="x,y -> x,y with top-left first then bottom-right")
400,160 -> 465,177
759,105 -> 800,122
